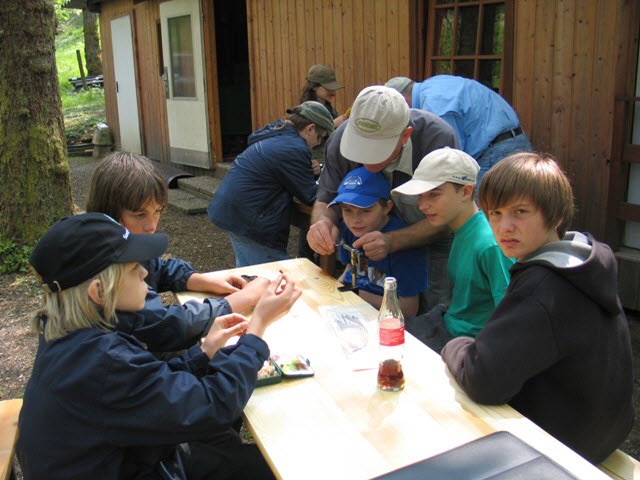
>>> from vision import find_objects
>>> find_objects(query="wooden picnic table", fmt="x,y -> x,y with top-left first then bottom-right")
176,258 -> 614,480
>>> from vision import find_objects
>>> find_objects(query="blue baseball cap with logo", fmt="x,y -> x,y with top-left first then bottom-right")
328,167 -> 391,208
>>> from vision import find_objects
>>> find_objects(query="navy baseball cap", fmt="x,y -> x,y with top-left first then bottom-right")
30,213 -> 168,293
329,167 -> 391,208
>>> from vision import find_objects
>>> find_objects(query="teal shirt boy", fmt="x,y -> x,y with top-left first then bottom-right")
445,211 -> 514,336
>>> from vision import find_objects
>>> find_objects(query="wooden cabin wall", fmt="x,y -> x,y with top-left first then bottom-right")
99,0 -> 170,162
246,0 -> 412,130
512,0 -> 640,239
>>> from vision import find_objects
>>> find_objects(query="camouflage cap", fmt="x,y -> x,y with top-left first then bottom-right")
298,101 -> 335,133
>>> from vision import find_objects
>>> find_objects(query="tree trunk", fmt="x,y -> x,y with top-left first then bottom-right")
83,8 -> 102,76
0,0 -> 72,245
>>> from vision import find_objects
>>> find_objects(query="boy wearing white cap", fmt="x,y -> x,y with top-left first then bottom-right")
393,147 -> 514,353
330,167 -> 427,317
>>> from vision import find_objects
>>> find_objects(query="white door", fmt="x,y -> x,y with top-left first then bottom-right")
110,15 -> 142,153
160,0 -> 211,168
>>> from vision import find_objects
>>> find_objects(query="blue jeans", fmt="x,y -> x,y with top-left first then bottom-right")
228,232 -> 290,267
476,133 -> 533,187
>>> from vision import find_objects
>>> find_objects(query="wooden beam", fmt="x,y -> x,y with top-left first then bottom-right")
618,203 -> 640,223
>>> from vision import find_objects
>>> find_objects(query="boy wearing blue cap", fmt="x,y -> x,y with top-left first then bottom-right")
330,167 -> 428,317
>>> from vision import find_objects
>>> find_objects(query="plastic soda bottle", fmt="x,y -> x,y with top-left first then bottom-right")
377,277 -> 405,391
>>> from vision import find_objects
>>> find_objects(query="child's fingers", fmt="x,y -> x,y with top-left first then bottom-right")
269,273 -> 285,293
224,321 -> 249,338
216,313 -> 249,328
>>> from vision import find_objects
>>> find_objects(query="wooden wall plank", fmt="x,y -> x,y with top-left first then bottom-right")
374,0 -> 386,84
246,0 -> 259,131
585,0 -> 617,236
550,0 -> 574,177
341,0 -> 355,109
387,0 -> 399,79
352,0 -> 365,99
571,0 -> 597,231
201,0 -> 222,164
530,0 -> 555,153
331,0 -> 346,112
513,0 -> 536,134
286,0 -> 300,106
272,0 -> 284,117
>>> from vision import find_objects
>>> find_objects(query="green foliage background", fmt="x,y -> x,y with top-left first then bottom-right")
55,6 -> 105,142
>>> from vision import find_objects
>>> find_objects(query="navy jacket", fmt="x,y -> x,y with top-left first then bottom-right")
208,120 -> 318,251
116,257 -> 231,352
17,321 -> 269,479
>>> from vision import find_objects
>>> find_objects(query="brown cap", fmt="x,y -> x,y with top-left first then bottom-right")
307,64 -> 343,90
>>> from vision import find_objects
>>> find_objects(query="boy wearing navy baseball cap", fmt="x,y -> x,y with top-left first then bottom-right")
330,167 -> 427,316
18,213 -> 300,479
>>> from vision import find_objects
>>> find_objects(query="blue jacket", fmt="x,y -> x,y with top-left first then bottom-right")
412,75 -> 521,158
17,320 -> 269,479
116,257 -> 231,352
208,120 -> 318,251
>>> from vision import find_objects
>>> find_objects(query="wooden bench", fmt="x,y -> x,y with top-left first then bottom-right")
0,399 -> 22,480
599,449 -> 640,480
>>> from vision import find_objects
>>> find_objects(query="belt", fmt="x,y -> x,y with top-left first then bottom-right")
490,126 -> 523,146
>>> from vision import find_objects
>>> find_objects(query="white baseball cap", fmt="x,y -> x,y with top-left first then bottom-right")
340,86 -> 409,165
391,147 -> 480,198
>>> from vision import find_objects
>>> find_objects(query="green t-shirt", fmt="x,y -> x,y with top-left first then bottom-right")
445,211 -> 514,337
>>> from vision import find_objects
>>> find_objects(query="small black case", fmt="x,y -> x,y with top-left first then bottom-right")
372,431 -> 578,480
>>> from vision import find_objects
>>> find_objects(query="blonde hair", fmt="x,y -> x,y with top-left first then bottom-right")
478,152 -> 574,238
33,263 -> 127,341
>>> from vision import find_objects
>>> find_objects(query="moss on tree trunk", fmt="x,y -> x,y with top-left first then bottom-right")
0,0 -> 72,246
83,9 -> 102,76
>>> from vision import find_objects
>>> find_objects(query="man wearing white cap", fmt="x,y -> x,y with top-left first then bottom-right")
392,147 -> 514,353
307,85 -> 458,308
385,75 -> 532,185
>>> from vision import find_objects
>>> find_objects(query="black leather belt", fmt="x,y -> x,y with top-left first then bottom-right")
490,126 -> 523,146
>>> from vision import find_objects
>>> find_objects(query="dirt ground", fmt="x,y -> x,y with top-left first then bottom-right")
2,156 -> 640,465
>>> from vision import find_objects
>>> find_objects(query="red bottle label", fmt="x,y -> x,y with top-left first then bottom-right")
379,326 -> 404,346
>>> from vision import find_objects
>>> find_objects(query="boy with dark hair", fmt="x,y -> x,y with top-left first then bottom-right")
87,151 -> 269,352
441,152 -> 634,463
18,213 -> 300,479
330,167 -> 427,317
392,147 -> 513,352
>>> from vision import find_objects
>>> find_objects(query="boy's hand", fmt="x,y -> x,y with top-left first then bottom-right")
352,231 -> 391,261
187,272 -> 248,295
247,274 -> 302,338
200,313 -> 249,358
307,218 -> 339,255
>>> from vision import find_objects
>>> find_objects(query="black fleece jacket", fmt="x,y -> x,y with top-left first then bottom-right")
442,232 -> 634,463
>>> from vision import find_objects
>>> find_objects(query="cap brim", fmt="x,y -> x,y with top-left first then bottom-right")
391,179 -> 444,198
320,81 -> 343,90
328,192 -> 380,208
117,233 -> 169,264
340,121 -> 400,165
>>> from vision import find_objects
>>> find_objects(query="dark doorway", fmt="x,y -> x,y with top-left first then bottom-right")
214,0 -> 251,159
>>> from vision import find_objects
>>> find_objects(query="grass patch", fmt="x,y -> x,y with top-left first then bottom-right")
55,10 -> 105,143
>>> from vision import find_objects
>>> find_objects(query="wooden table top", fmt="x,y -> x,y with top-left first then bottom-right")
177,258 -> 610,480
0,399 -> 22,480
